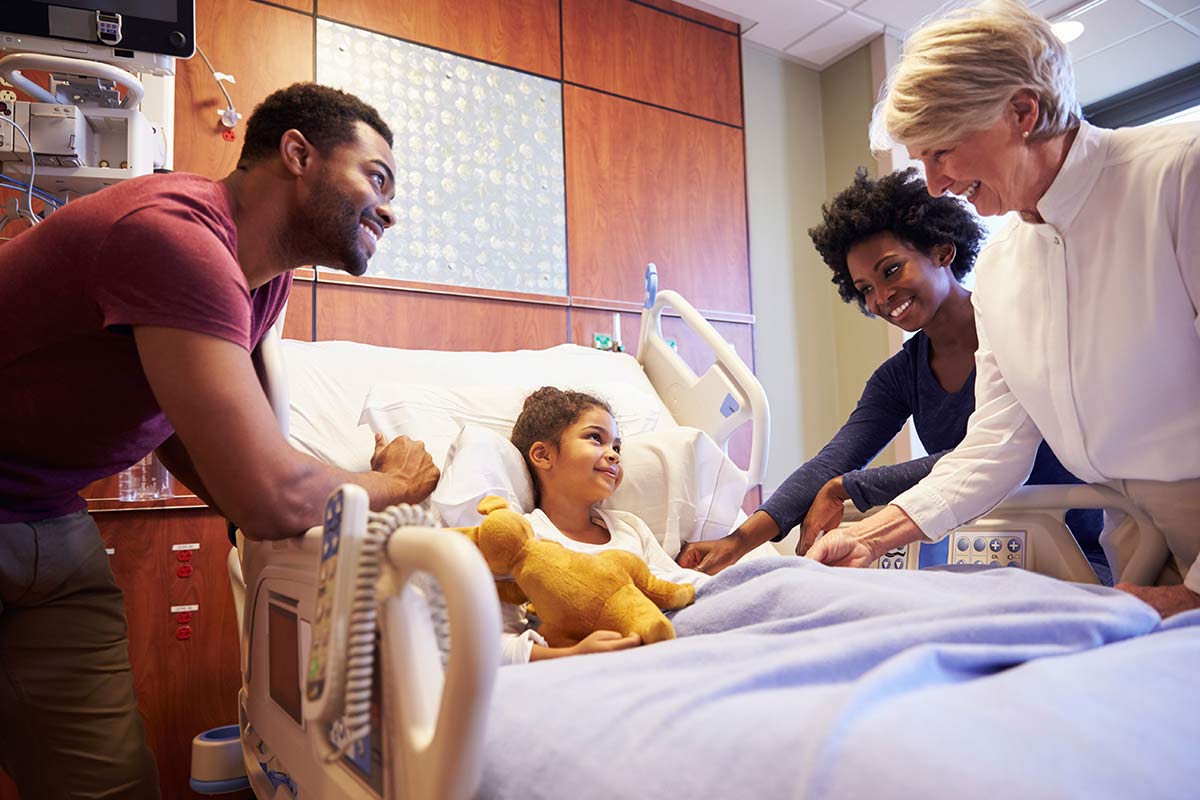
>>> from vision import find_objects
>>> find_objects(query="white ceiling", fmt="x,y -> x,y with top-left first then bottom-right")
679,0 -> 1200,106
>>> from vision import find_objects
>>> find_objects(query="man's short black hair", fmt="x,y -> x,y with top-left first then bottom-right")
238,82 -> 393,166
809,167 -> 985,314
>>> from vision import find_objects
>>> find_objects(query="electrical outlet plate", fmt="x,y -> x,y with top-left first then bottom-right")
593,333 -> 613,350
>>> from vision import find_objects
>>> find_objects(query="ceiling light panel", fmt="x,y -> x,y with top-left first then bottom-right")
785,10 -> 884,66
741,0 -> 845,51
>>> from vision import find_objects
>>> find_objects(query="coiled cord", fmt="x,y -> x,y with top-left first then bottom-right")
328,503 -> 441,760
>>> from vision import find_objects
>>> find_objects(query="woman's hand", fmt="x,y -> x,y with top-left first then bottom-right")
803,530 -> 877,567
677,536 -> 746,575
677,510 -> 781,575
1115,583 -> 1200,618
797,476 -> 851,556
806,505 -> 922,568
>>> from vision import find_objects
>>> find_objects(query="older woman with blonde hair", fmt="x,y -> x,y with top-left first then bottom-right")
807,0 -> 1200,617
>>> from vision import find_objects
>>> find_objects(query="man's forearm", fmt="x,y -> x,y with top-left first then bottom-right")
155,436 -> 226,515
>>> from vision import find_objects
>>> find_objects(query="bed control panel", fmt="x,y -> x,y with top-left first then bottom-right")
947,530 -> 1026,569
303,484 -> 369,725
872,543 -> 917,570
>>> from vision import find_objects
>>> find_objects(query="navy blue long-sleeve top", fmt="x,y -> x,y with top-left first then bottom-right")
759,331 -> 1101,552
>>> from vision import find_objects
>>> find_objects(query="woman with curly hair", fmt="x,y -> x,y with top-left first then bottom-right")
679,168 -> 1100,577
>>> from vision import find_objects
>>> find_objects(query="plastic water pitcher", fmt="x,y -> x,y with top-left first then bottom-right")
118,452 -> 174,501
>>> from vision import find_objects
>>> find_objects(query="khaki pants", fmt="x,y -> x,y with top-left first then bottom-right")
0,512 -> 159,799
1100,478 -> 1200,588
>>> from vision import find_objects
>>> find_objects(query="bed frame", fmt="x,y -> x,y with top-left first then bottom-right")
227,268 -> 1171,798
229,268 -> 771,799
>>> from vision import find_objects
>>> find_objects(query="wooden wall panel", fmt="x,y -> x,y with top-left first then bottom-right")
565,85 -> 750,314
563,0 -> 742,125
269,0 -> 313,11
318,0 -> 561,79
174,0 -> 313,178
283,275 -> 315,341
315,282 -> 568,350
95,509 -> 246,799
636,0 -> 740,34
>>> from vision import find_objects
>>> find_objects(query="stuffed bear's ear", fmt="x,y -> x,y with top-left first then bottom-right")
477,495 -> 510,515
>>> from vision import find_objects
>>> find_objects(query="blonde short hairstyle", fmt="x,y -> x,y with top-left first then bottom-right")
871,0 -> 1081,154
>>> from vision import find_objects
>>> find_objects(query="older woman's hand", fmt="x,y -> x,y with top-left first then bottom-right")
806,505 -> 924,568
1115,583 -> 1200,618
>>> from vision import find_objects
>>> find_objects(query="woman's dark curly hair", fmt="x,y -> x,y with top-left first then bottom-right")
238,82 -> 393,166
511,387 -> 612,502
809,167 -> 985,314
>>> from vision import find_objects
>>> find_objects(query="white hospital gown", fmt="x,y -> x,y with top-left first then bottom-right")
500,507 -> 708,665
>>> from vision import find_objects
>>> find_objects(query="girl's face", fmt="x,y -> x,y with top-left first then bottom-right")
846,231 -> 957,332
537,406 -> 623,505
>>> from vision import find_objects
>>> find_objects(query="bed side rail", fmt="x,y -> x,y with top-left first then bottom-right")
840,484 -> 1170,585
636,266 -> 770,486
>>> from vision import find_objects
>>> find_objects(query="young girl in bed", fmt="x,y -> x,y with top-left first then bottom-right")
500,386 -> 707,665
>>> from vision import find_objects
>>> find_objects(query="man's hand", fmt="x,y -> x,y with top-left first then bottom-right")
797,476 -> 850,556
371,433 -> 439,505
1115,582 -> 1200,618
678,536 -> 746,575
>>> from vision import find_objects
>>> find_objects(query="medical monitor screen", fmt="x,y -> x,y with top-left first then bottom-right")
3,1 -> 194,58
36,0 -> 177,23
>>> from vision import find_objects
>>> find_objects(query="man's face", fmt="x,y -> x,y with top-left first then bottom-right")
297,121 -> 396,276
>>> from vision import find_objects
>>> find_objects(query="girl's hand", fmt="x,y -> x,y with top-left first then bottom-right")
569,630 -> 642,656
797,476 -> 851,555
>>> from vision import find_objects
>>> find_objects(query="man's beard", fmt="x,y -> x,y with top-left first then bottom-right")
296,172 -> 372,277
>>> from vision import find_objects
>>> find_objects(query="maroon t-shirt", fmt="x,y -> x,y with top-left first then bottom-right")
0,172 -> 292,522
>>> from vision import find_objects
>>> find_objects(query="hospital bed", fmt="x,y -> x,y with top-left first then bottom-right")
224,270 -> 1199,799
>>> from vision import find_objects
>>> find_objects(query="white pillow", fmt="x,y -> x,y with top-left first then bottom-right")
429,424 -> 747,557
360,382 -> 666,470
281,341 -> 675,471
430,425 -> 533,527
601,427 -> 748,558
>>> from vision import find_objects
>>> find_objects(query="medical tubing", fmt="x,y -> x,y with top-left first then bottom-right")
0,175 -> 61,207
330,503 -> 439,760
0,116 -> 37,223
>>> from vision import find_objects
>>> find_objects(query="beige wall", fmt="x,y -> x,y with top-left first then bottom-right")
744,40 -> 902,546
742,44 -> 838,499
818,44 -> 898,469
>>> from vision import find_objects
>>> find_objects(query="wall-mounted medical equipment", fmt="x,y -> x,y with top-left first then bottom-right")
0,2 -> 193,206
2,1 -> 195,64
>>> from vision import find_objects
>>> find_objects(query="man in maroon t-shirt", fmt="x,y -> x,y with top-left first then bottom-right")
0,84 -> 439,798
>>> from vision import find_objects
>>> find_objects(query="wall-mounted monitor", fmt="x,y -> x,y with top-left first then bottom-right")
1,1 -> 194,64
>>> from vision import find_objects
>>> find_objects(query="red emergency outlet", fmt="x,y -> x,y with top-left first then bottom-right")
176,626 -> 193,640
177,550 -> 193,562
177,564 -> 193,578
175,611 -> 193,625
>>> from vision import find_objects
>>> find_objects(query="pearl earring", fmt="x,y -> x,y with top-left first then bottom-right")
1022,131 -> 1030,139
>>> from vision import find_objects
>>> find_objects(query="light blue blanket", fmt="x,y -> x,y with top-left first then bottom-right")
481,559 -> 1200,799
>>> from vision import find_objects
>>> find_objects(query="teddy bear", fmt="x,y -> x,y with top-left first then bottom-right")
453,496 -> 695,647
